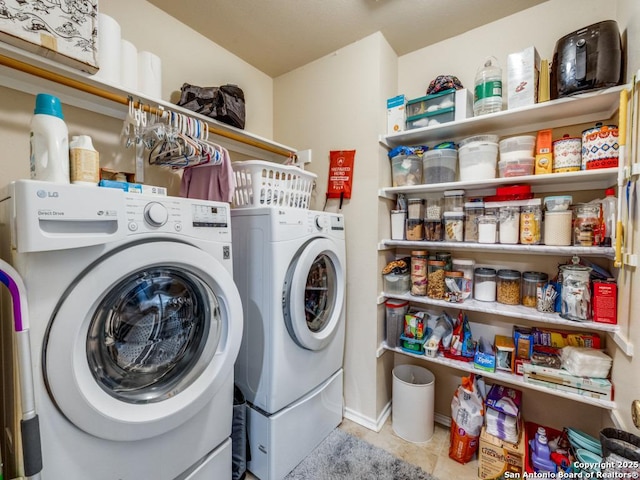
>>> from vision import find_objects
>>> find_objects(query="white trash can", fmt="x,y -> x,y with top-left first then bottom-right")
392,364 -> 435,443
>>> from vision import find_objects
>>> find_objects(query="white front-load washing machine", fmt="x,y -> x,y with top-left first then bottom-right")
0,180 -> 243,480
231,207 -> 346,480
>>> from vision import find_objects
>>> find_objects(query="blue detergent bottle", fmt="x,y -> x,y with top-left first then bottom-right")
530,428 -> 556,473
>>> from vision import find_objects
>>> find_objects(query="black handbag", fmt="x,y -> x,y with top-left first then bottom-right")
177,83 -> 246,129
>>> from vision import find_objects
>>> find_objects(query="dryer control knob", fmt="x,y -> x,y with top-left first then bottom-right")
315,215 -> 328,230
144,202 -> 168,227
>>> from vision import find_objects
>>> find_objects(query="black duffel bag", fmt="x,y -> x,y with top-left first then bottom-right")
176,83 -> 246,129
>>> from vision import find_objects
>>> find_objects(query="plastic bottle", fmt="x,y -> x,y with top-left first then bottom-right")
30,93 -> 70,183
474,56 -> 503,116
601,188 -> 617,247
69,135 -> 100,185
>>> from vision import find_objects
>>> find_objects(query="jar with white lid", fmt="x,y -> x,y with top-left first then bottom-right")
474,267 -> 497,302
464,202 -> 484,242
497,269 -> 521,305
499,206 -> 520,244
444,189 -> 465,212
443,212 -> 464,242
477,215 -> 497,244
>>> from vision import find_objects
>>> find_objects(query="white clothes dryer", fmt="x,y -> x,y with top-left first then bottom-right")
231,207 -> 346,480
0,180 -> 243,480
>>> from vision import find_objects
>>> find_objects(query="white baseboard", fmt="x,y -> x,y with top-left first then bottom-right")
344,402 -> 451,432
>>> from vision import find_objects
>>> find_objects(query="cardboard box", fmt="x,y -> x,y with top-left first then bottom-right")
387,95 -> 406,135
535,129 -> 553,174
513,326 -> 533,359
507,46 -> 541,110
495,335 -> 515,372
478,423 -> 525,479
592,281 -> 617,324
455,88 -> 474,120
474,337 -> 496,372
0,1 -> 98,73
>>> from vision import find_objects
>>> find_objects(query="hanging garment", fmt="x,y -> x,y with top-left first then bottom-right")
180,145 -> 235,202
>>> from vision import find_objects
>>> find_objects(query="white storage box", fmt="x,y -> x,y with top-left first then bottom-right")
0,1 -> 98,73
232,160 -> 316,209
458,142 -> 498,181
387,94 -> 406,135
507,46 -> 541,110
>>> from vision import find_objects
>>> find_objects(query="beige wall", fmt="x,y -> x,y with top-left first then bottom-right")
274,32 -> 397,428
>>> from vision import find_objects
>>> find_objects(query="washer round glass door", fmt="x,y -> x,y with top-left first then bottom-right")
283,238 -> 345,351
44,241 -> 242,441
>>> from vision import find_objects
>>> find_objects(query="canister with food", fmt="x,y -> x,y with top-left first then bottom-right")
405,218 -> 424,241
573,203 -> 601,246
520,204 -> 542,245
560,259 -> 592,321
464,202 -> 484,242
443,189 -> 465,212
499,206 -> 520,244
497,269 -> 521,305
407,198 -> 424,219
443,212 -> 464,242
425,197 -> 443,220
522,271 -> 549,308
427,260 -> 446,299
410,250 -> 428,296
477,215 -> 498,244
424,219 -> 443,241
474,267 -> 497,302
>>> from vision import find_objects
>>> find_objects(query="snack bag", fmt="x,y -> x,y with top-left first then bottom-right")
449,374 -> 486,464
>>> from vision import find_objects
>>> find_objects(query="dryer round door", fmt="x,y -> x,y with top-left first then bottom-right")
283,238 -> 345,351
44,241 -> 242,441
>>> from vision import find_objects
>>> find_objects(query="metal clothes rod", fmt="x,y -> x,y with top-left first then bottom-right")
0,53 -> 294,159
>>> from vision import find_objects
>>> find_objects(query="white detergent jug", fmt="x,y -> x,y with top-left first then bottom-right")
30,93 -> 70,183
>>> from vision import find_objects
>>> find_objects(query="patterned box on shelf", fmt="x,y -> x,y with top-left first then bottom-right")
0,1 -> 98,73
232,160 -> 316,209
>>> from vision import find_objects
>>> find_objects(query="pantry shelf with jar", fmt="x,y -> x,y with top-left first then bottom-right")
377,85 -> 630,411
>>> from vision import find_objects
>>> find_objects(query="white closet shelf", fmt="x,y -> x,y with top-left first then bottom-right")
378,168 -> 619,198
0,43 -> 296,162
379,240 -> 615,259
382,85 -> 625,147
383,343 -> 615,410
382,291 -> 620,334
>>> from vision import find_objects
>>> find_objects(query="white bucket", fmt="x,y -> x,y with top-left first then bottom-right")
392,365 -> 435,442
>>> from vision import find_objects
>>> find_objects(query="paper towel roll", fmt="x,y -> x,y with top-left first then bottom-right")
138,51 -> 162,99
120,39 -> 138,91
93,14 -> 121,84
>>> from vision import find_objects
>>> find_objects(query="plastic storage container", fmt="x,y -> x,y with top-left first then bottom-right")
385,300 -> 409,348
391,150 -> 423,186
406,108 -> 455,129
424,219 -> 443,241
443,212 -> 464,242
560,262 -> 592,321
391,210 -> 406,240
383,273 -> 410,294
498,158 -> 535,177
497,269 -> 522,305
458,142 -> 498,181
30,93 -> 70,183
464,202 -> 484,242
422,148 -> 457,184
499,206 -> 520,244
522,271 -> 549,308
405,89 -> 456,117
425,197 -> 442,220
427,260 -> 446,299
405,218 -> 424,240
520,204 -> 542,245
474,267 -> 497,302
477,215 -> 498,244
443,189 -> 465,212
407,198 -> 424,219
499,135 -> 536,161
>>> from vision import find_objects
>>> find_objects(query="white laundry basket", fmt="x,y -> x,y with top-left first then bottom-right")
392,364 -> 435,443
232,160 -> 316,209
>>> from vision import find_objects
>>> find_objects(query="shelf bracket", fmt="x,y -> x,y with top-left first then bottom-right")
608,331 -> 634,357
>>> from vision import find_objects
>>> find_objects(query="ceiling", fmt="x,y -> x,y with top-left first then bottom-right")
147,0 -> 548,78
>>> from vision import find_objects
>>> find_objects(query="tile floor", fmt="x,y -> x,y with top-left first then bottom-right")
246,417 -> 480,479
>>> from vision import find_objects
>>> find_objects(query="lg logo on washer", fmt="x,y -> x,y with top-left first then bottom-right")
36,189 -> 59,198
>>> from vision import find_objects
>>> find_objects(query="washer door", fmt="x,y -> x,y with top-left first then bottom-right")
44,241 -> 242,441
283,238 -> 345,351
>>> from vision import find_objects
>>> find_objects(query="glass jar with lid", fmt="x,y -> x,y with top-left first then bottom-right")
410,250 -> 428,296
463,202 -> 484,242
573,203 -> 601,246
520,204 -> 542,245
427,260 -> 446,299
474,267 -> 497,302
435,252 -> 452,271
444,271 -> 465,302
560,258 -> 592,321
497,269 -> 522,305
443,189 -> 465,212
522,271 -> 549,308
